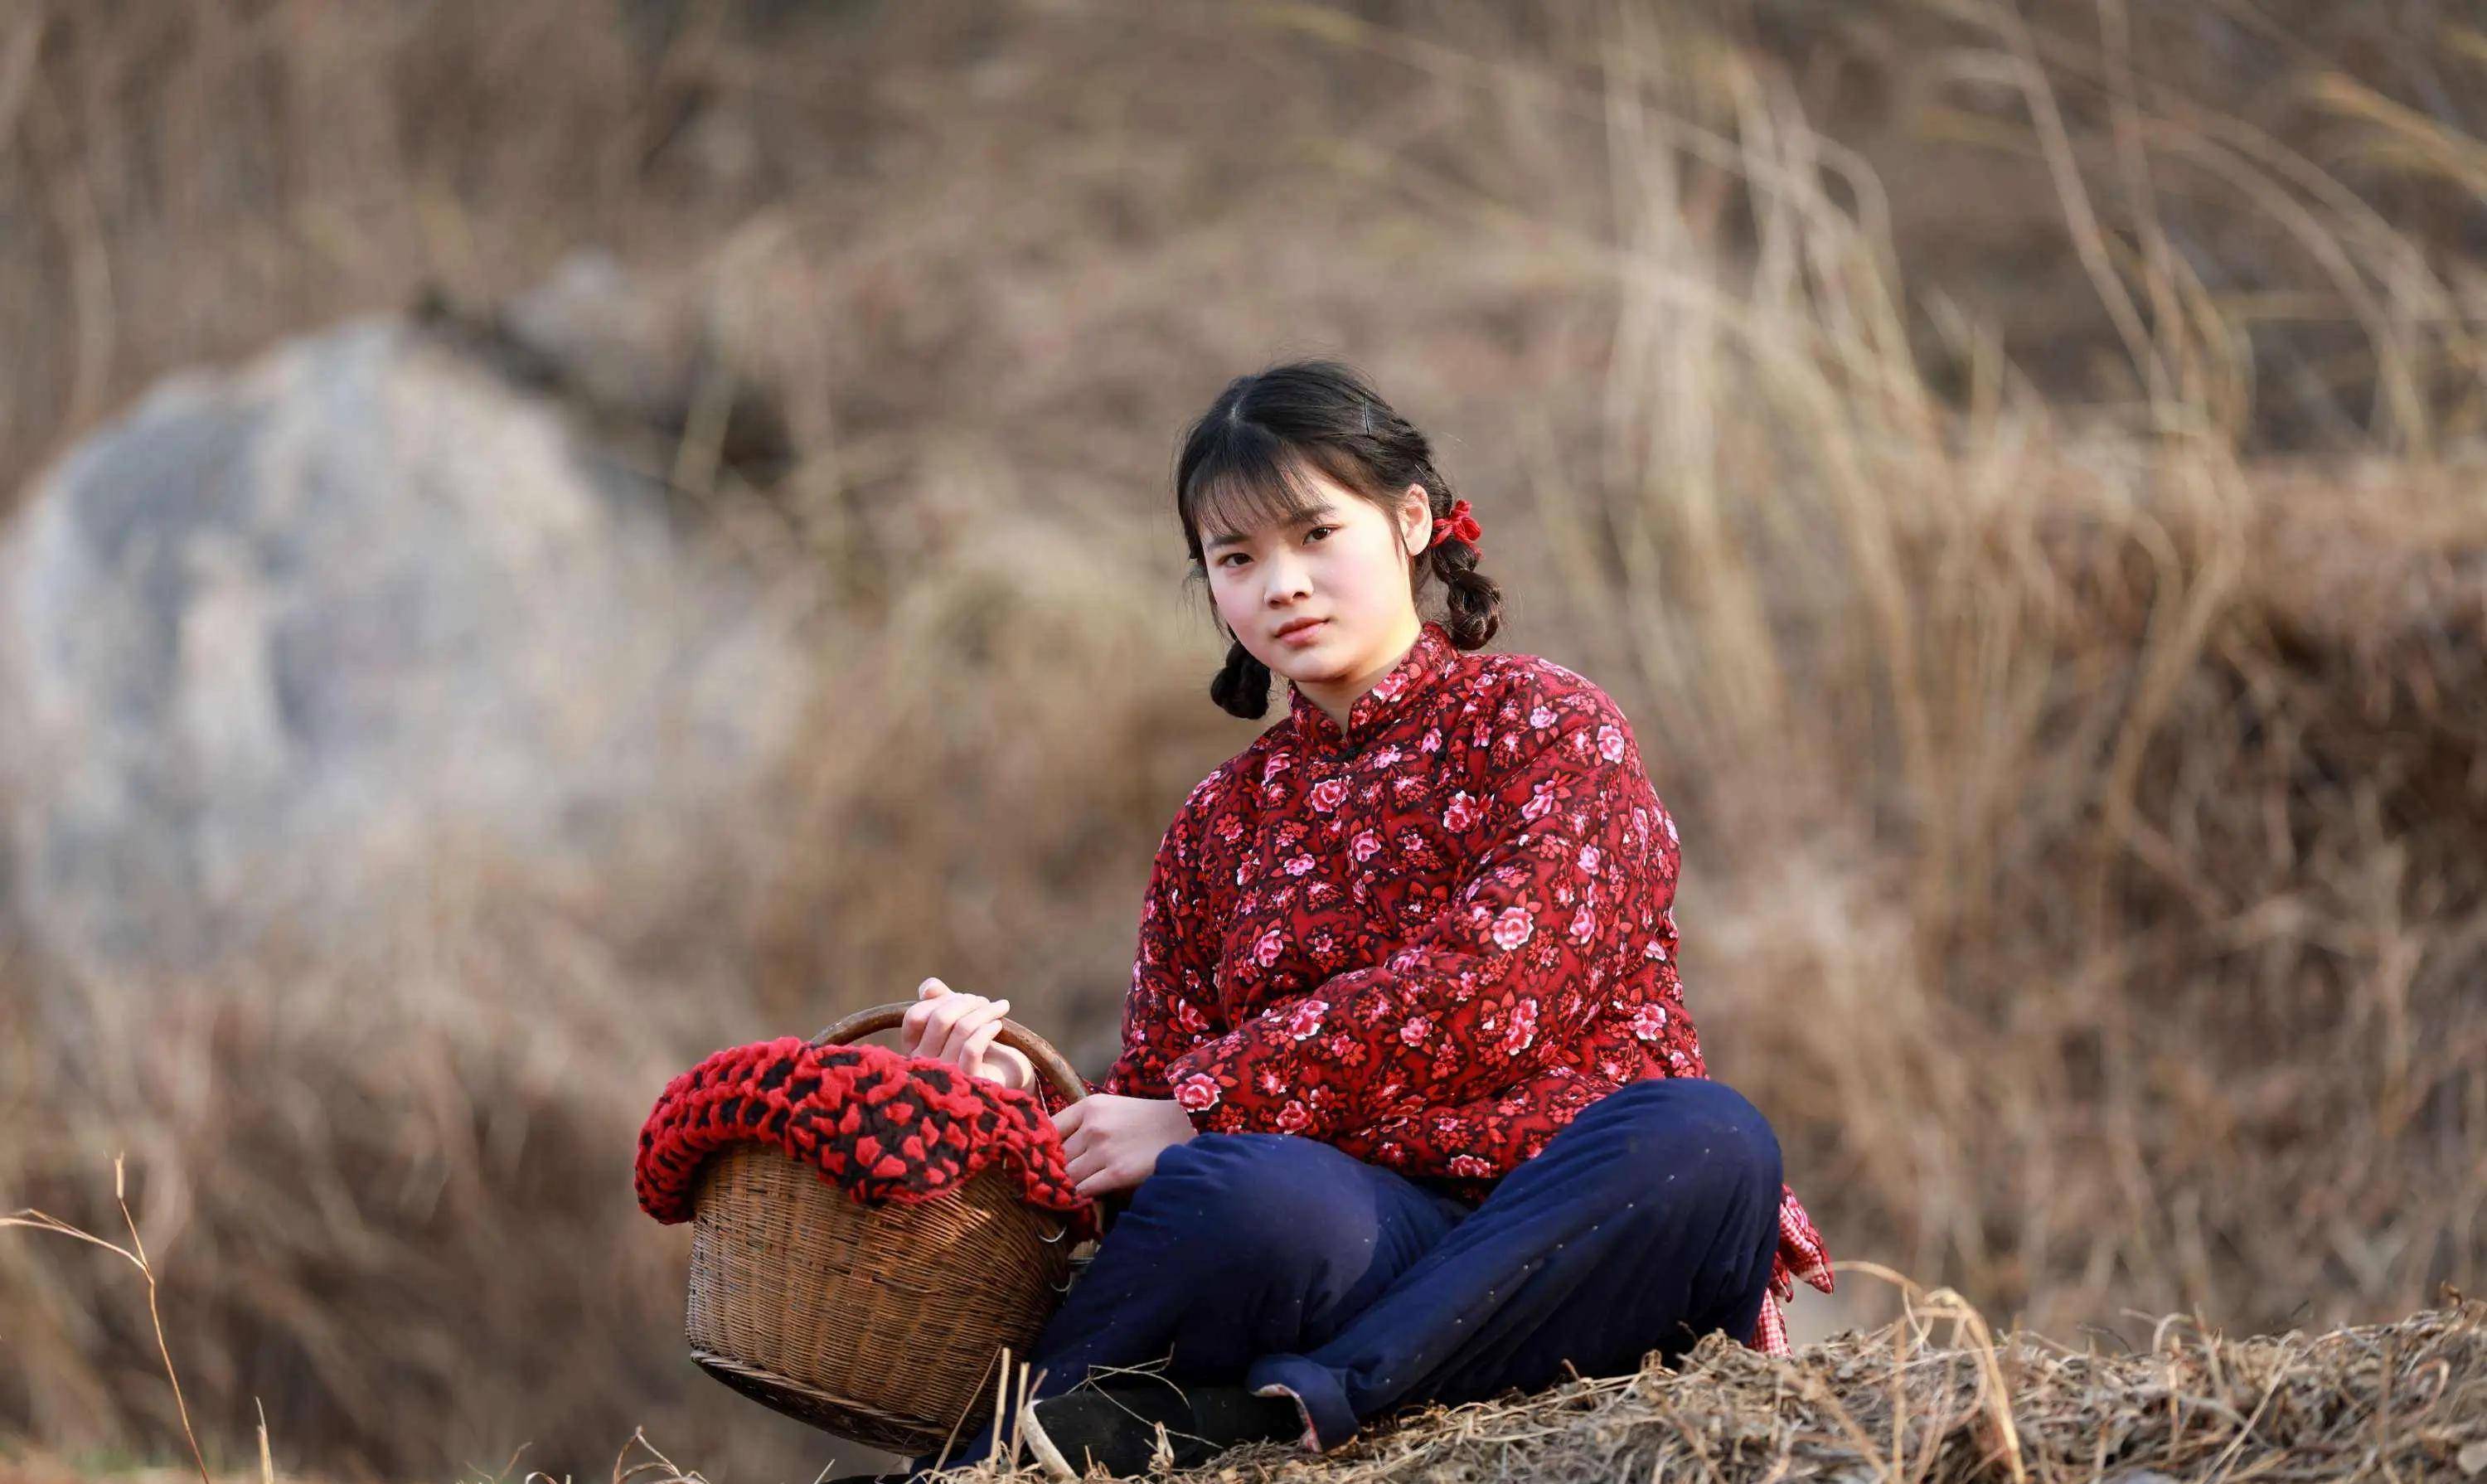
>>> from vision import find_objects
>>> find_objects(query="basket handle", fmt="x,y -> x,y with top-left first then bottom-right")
812,1001 -> 1089,1110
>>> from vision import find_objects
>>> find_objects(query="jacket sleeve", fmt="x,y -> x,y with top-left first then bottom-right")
1030,770 -> 1227,1118
1161,683 -> 1670,1140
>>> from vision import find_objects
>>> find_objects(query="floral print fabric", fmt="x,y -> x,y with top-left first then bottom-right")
1045,618 -> 1832,1355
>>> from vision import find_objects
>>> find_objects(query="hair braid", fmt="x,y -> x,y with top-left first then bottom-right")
1209,634 -> 1273,719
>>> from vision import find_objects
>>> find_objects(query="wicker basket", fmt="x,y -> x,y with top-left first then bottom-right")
683,1001 -> 1101,1456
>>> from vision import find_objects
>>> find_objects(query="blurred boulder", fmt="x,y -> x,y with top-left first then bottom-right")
442,248 -> 797,487
0,306 -> 816,973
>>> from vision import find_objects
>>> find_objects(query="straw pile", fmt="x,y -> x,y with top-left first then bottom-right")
910,1283 -> 2487,1484
0,1278 -> 2476,1482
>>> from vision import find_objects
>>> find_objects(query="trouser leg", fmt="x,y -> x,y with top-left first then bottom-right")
910,1129 -> 1467,1473
1241,1076 -> 1785,1450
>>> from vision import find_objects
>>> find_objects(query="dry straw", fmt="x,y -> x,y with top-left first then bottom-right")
908,1261 -> 2485,1483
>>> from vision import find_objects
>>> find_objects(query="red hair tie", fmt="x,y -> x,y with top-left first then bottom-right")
1428,497 -> 1482,550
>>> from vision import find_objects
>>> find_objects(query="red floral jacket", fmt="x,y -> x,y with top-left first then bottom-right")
1040,619 -> 1832,1355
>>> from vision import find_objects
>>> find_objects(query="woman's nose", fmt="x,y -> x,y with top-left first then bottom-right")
1258,550 -> 1311,597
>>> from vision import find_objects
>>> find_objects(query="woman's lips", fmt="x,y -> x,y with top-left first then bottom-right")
1278,619 -> 1327,646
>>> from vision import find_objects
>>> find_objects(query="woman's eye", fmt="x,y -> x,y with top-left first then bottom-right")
1214,527 -> 1331,568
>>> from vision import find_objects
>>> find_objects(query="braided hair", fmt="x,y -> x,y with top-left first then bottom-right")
1174,361 -> 1502,720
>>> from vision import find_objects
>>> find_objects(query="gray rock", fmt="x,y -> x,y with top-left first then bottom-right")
0,314 -> 814,972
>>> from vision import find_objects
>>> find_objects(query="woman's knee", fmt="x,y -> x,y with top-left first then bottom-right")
1128,1132 -> 1366,1279
1579,1078 -> 1783,1211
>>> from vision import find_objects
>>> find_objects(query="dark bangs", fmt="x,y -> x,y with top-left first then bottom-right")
1178,421 -> 1378,567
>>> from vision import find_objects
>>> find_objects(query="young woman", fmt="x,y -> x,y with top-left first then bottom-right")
877,361 -> 1832,1482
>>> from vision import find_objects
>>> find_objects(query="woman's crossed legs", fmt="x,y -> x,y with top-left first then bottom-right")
914,1075 -> 1782,1469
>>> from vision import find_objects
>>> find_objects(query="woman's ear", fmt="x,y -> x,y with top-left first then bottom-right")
1401,483 -> 1432,555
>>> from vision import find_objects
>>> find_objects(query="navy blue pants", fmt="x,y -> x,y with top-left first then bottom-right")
913,1077 -> 1782,1469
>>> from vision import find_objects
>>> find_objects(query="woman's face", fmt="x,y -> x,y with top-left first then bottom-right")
1201,466 -> 1433,695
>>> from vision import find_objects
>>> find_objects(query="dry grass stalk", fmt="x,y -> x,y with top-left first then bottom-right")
3,1156 -> 233,1484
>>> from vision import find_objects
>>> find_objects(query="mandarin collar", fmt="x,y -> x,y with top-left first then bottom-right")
1285,619 -> 1457,756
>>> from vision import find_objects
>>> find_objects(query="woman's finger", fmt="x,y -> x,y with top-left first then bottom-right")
930,997 -> 1009,1064
955,1019 -> 995,1079
920,995 -> 987,1060
1051,1102 -> 1085,1138
961,1018 -> 1004,1077
901,994 -> 946,1048
899,1003 -> 936,1056
949,1000 -> 1012,1068
900,978 -> 949,1049
916,996 -> 968,1061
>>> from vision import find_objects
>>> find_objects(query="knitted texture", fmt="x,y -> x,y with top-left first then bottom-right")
633,1035 -> 1103,1242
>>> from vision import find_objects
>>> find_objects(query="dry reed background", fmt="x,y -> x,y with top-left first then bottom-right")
2,1 -> 2483,1480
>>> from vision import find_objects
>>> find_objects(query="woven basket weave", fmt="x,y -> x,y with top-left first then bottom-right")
683,1001 -> 1098,1455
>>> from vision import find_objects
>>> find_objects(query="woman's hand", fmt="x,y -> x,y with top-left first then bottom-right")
1050,1094 -> 1196,1198
902,977 -> 1036,1092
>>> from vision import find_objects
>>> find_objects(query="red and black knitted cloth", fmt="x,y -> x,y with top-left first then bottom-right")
633,1035 -> 1103,1243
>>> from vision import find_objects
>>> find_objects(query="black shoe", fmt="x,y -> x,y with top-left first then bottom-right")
1014,1375 -> 1308,1480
